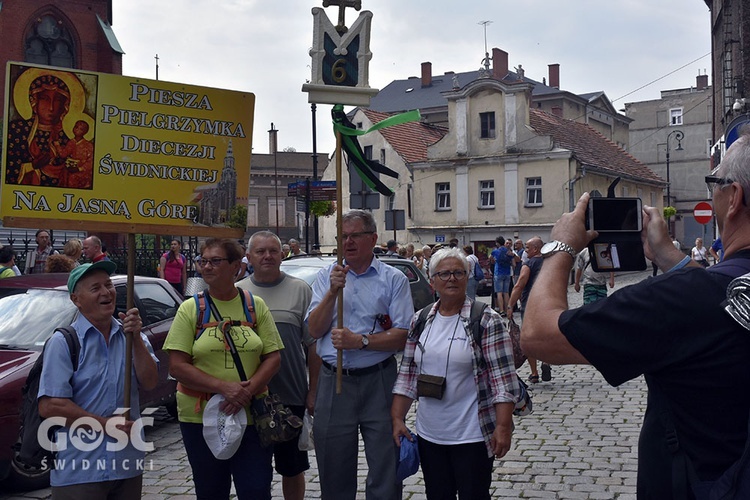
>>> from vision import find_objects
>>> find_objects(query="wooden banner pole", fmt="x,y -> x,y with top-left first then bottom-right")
123,233 -> 136,419
335,128 -> 344,394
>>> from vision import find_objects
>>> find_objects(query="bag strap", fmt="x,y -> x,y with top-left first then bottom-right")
203,290 -> 248,381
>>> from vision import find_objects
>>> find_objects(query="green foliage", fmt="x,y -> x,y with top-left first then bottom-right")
227,204 -> 248,229
310,201 -> 335,217
663,206 -> 677,219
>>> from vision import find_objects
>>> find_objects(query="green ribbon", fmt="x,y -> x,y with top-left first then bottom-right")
332,105 -> 421,196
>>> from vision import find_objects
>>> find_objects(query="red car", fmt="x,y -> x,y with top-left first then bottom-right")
0,273 -> 182,491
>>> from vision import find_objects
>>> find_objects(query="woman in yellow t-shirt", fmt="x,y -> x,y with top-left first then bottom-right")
164,238 -> 283,500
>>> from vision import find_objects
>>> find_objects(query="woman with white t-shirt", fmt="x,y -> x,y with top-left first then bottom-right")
691,237 -> 709,267
391,247 -> 521,499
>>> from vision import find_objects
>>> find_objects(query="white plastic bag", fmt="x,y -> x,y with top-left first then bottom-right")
298,409 -> 314,451
202,394 -> 247,459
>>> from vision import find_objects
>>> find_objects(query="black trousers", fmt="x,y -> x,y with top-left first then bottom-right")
417,435 -> 493,500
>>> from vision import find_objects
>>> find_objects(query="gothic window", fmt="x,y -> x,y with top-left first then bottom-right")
25,15 -> 75,68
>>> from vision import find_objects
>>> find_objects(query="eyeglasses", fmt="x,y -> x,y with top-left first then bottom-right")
706,166 -> 734,191
432,270 -> 468,281
198,257 -> 230,267
335,231 -> 374,241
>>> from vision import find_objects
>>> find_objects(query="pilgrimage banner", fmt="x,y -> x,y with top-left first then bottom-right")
2,62 -> 254,236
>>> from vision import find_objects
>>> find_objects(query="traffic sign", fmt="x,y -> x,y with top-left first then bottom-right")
693,202 -> 713,224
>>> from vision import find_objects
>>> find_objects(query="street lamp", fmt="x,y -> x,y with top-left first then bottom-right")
665,129 -> 684,208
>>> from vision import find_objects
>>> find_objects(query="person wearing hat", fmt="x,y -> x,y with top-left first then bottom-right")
38,261 -> 159,498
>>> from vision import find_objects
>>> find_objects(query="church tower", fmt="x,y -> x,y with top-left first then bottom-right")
0,0 -> 123,120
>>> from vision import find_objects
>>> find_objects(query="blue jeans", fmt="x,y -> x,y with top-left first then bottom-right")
493,274 -> 511,293
180,422 -> 272,500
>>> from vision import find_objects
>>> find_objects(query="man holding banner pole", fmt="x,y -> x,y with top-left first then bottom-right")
306,209 -> 414,499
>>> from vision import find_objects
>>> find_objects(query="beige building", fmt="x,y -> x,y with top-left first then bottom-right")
319,48 -> 665,255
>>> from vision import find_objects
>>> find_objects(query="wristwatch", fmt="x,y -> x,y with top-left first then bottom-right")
540,240 -> 577,260
360,335 -> 370,350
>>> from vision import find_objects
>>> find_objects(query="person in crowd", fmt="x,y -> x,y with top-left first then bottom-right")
237,253 -> 253,282
385,239 -> 399,256
490,236 -> 514,316
521,132 -> 750,499
306,209 -> 414,500
398,247 -> 408,258
413,248 -> 426,274
405,243 -> 415,260
159,239 -> 187,295
82,235 -> 109,263
448,238 -> 459,248
164,238 -> 283,500
0,246 -> 17,278
422,245 -> 433,276
24,229 -> 58,274
505,237 -> 549,383
63,238 -> 83,267
710,236 -> 724,263
574,247 -> 615,304
238,231 -> 320,500
691,237 -> 709,267
38,261 -> 158,498
45,253 -> 76,273
463,245 -> 480,300
288,239 -> 306,257
392,247 -> 521,500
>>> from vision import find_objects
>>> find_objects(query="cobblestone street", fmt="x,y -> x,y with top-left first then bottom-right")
2,270 -> 652,499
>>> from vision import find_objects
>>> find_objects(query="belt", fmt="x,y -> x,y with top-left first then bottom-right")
322,356 -> 395,377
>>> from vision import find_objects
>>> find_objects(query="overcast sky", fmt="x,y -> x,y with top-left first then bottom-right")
113,1 -> 711,158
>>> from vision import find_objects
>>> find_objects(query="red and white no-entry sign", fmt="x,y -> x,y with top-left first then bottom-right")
694,202 -> 713,224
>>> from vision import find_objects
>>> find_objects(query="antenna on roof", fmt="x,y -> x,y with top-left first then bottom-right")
478,20 -> 493,77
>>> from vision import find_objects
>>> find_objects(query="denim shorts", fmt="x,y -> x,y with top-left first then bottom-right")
494,274 -> 511,293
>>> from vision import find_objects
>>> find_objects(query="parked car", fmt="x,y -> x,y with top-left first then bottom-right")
280,254 -> 434,311
0,273 -> 182,491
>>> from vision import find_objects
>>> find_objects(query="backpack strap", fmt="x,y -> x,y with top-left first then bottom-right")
410,302 -> 435,341
192,289 -> 257,341
55,326 -> 81,371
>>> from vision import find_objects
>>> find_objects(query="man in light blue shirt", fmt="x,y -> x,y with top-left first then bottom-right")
38,261 -> 158,498
306,209 -> 414,500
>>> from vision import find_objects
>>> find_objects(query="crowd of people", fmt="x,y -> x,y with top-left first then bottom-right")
26,134 -> 750,499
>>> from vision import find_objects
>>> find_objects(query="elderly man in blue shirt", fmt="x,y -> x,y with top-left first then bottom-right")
307,209 -> 414,500
38,261 -> 158,499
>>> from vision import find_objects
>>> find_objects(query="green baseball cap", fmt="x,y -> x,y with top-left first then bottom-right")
67,261 -> 117,293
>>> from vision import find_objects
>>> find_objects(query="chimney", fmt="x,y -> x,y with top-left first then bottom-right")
492,48 -> 508,80
696,73 -> 708,91
421,62 -> 432,87
549,63 -> 560,89
268,123 -> 278,154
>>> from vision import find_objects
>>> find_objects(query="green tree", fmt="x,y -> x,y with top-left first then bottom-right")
227,204 -> 248,229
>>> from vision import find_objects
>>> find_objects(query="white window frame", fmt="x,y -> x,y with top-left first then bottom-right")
436,182 -> 451,211
268,198 -> 286,226
479,180 -> 495,209
669,108 -> 683,126
247,198 -> 259,226
525,177 -> 542,207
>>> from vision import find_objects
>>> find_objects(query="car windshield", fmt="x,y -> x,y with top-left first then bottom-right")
0,289 -> 77,350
